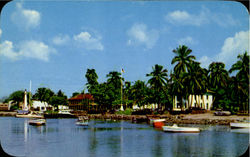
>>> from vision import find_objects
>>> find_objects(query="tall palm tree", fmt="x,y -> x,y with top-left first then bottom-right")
171,45 -> 196,77
208,62 -> 229,90
146,64 -> 168,90
229,52 -> 249,113
208,62 -> 229,109
85,69 -> 99,93
131,80 -> 147,108
183,62 -> 207,108
146,64 -> 168,110
106,71 -> 122,89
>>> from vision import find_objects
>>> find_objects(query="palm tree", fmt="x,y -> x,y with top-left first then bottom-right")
33,87 -> 55,103
229,52 -> 249,113
85,69 -> 99,93
182,62 -> 207,108
208,62 -> 229,90
131,80 -> 148,108
208,62 -> 229,109
146,64 -> 168,111
171,45 -> 196,77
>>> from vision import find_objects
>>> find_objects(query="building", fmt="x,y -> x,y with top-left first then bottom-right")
68,94 -> 95,111
32,100 -> 51,111
173,94 -> 213,111
0,103 -> 11,111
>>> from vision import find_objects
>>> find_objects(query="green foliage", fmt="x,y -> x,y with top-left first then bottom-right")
115,108 -> 133,115
6,90 -> 25,107
33,87 -> 55,102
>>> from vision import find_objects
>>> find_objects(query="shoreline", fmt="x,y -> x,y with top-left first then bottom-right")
0,111 -> 248,125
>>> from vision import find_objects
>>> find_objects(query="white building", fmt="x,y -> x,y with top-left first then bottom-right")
173,94 -> 213,111
32,100 -> 50,111
132,104 -> 158,110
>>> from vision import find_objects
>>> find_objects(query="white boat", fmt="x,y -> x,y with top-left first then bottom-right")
29,119 -> 46,126
230,122 -> 250,129
76,120 -> 88,126
162,124 -> 200,133
16,112 -> 44,118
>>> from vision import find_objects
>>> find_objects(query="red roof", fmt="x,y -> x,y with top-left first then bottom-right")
68,94 -> 94,101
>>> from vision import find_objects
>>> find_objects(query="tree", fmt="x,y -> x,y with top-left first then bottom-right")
208,62 -> 229,110
146,64 -> 168,110
33,87 -> 55,103
6,90 -> 25,109
131,80 -> 148,108
182,62 -> 207,108
85,69 -> 99,94
171,45 -> 196,77
229,52 -> 249,113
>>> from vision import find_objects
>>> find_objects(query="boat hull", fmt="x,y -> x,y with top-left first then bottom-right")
162,125 -> 200,133
29,119 -> 46,126
76,121 -> 88,126
150,119 -> 165,128
16,114 -> 44,119
230,122 -> 250,129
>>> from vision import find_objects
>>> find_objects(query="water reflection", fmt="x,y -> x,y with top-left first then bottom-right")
0,118 -> 249,157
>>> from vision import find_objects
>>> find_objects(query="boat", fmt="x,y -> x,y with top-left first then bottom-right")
76,116 -> 89,126
151,119 -> 166,128
28,119 -> 46,126
162,124 -> 200,133
214,110 -> 231,116
16,113 -> 44,118
230,122 -> 250,129
75,120 -> 88,126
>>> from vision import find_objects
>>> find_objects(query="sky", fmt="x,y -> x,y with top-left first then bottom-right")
0,0 -> 249,98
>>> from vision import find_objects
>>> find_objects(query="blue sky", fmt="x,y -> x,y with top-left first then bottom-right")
0,1 -> 249,98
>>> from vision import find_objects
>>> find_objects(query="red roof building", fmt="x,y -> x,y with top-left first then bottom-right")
68,94 -> 95,111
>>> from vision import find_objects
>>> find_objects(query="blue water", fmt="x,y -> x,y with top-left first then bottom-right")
0,117 -> 249,157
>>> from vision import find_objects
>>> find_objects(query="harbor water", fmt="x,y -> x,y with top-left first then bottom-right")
0,117 -> 249,157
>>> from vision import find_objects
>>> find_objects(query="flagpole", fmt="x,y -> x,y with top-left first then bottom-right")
120,69 -> 124,111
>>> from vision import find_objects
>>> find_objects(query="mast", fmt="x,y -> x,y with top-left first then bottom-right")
120,69 -> 124,111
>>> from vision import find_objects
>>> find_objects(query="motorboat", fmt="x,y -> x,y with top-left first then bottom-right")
230,122 -> 250,129
151,119 -> 166,128
29,119 -> 46,126
162,124 -> 200,133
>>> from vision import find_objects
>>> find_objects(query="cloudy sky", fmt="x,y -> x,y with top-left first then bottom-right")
0,1 -> 249,98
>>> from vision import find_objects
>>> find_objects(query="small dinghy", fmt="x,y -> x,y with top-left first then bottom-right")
162,124 -> 200,133
76,116 -> 89,126
76,121 -> 88,126
151,119 -> 165,128
29,119 -> 46,126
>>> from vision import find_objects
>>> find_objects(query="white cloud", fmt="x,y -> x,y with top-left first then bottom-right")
199,30 -> 249,69
165,9 -> 208,26
11,2 -> 41,30
0,40 -> 56,61
73,32 -> 104,51
52,35 -> 70,45
165,7 -> 239,27
178,36 -> 197,45
216,30 -> 249,65
0,41 -> 19,61
127,23 -> 159,49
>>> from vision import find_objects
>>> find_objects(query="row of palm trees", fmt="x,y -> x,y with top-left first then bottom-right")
85,45 -> 249,114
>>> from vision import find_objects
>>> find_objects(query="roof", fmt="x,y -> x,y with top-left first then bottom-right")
68,94 -> 94,101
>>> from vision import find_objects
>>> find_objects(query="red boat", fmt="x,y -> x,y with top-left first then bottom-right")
152,119 -> 165,128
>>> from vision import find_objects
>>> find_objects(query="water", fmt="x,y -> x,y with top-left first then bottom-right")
0,117 -> 249,157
